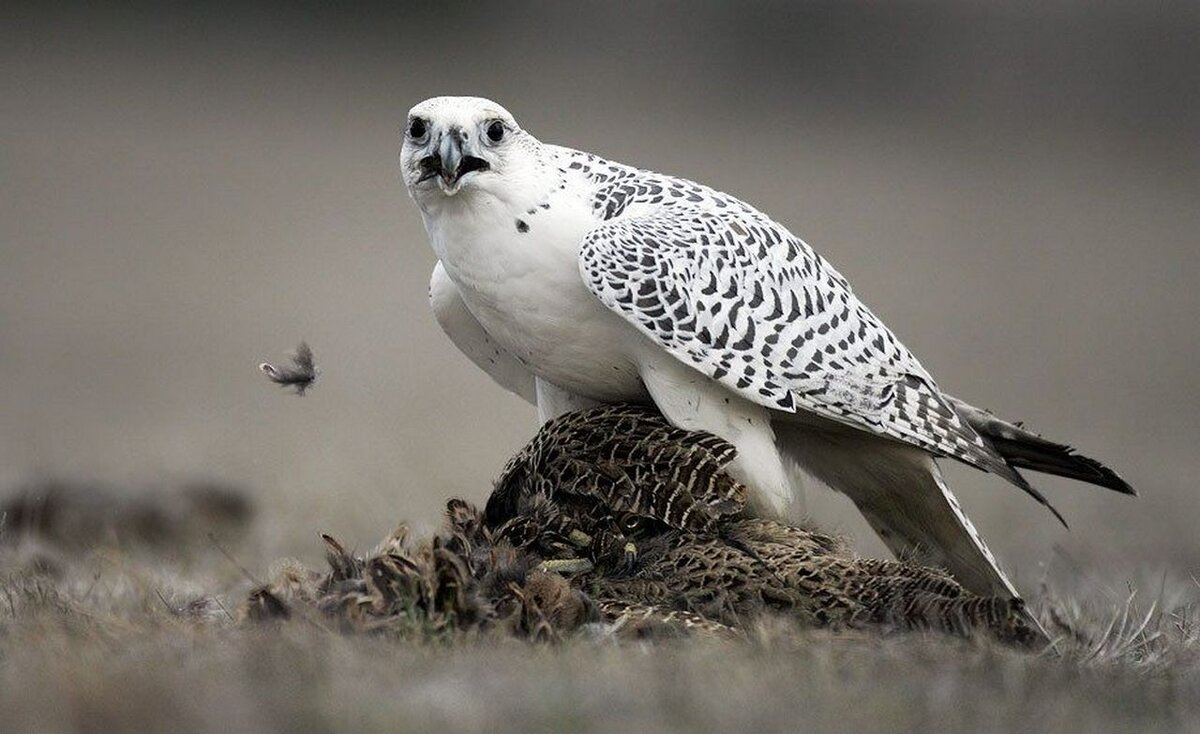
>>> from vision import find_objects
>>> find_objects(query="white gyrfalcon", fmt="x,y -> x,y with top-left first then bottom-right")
401,96 -> 1134,598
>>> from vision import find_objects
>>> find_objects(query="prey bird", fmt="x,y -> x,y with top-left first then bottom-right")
400,96 -> 1134,600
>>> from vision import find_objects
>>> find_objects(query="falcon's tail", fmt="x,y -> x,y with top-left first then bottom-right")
947,397 -> 1136,497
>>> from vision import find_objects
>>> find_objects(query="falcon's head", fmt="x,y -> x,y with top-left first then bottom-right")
400,96 -> 532,203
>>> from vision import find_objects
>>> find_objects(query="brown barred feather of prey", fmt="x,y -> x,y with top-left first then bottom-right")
487,404 -> 1041,646
242,404 -> 1041,647
488,404 -> 746,534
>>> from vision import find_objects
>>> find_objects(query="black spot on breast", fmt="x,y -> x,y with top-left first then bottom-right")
516,220 -> 529,233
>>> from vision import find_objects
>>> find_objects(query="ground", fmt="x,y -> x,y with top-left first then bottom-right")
1,484 -> 1196,734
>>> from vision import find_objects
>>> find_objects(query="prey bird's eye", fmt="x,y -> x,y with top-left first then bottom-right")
486,120 -> 505,144
407,117 -> 428,141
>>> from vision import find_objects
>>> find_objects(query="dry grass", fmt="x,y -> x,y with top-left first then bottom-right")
1,495 -> 1197,734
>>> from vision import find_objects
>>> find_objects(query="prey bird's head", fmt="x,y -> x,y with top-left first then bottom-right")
401,96 -> 532,204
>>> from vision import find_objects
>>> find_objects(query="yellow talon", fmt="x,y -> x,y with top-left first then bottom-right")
569,529 -> 593,547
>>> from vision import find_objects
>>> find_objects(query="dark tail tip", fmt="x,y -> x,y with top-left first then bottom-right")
992,437 -> 1137,497
948,396 -> 1136,497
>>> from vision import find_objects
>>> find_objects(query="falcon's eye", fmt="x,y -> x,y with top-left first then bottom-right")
407,117 -> 428,141
486,120 -> 505,143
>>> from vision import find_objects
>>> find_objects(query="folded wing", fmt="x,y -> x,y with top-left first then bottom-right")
578,202 -> 1063,522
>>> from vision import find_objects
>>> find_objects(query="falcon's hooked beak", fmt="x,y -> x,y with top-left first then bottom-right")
418,127 -> 490,195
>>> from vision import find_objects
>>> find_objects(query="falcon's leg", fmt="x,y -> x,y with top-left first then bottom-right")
639,355 -> 802,517
430,262 -> 537,405
773,421 -> 1019,599
534,378 -> 601,424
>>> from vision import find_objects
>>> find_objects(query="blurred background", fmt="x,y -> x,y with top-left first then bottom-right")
2,1 -> 1197,584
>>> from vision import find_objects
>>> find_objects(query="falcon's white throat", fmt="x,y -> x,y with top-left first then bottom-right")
402,95 -> 1134,607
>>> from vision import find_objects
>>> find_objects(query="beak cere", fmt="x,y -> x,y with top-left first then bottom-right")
419,126 -> 490,194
